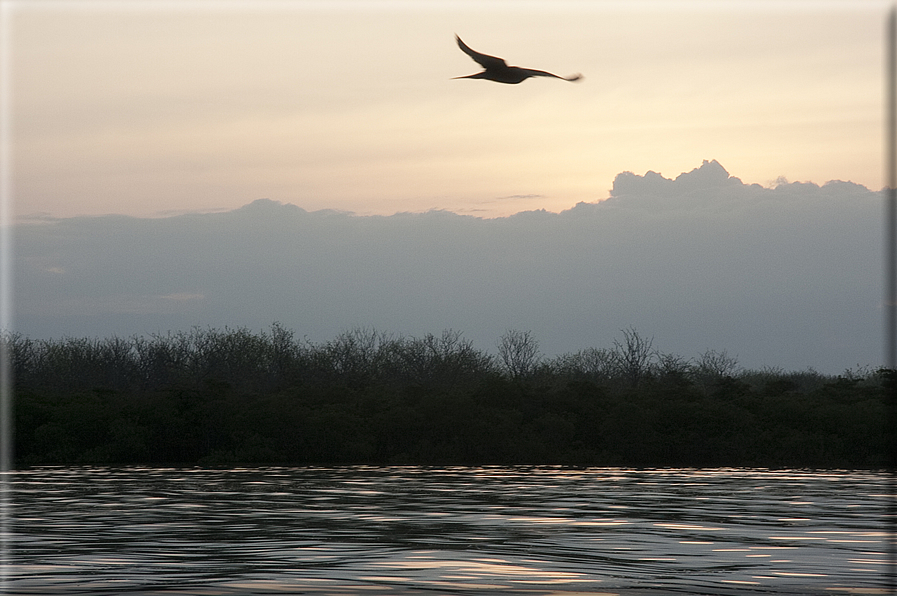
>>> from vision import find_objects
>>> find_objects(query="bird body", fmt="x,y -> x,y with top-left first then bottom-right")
454,35 -> 581,84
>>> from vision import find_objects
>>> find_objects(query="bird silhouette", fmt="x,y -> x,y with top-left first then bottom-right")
454,35 -> 582,84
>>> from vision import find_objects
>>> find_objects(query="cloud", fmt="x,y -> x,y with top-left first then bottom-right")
496,194 -> 545,201
20,293 -> 206,317
160,293 -> 205,302
12,162 -> 881,373
604,159 -> 761,209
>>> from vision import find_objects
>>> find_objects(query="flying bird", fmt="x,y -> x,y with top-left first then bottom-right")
454,35 -> 582,84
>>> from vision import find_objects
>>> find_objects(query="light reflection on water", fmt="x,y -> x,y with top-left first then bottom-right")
7,466 -> 893,595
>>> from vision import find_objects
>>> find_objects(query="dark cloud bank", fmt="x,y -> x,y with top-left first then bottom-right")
15,160 -> 882,373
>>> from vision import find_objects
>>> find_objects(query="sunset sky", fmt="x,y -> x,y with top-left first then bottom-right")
8,0 -> 889,219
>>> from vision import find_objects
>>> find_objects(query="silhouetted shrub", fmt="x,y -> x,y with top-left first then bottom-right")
7,326 -> 889,469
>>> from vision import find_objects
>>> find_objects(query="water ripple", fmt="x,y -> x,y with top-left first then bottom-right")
8,466 -> 892,595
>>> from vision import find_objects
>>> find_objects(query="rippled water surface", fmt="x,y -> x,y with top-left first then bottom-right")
6,466 -> 894,595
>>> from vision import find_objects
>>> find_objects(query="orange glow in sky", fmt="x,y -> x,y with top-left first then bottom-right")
8,0 -> 888,219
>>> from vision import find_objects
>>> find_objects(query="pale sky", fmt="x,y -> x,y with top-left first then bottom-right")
7,0 -> 889,219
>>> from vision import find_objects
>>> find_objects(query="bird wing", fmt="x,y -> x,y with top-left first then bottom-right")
456,35 -> 508,70
520,68 -> 583,82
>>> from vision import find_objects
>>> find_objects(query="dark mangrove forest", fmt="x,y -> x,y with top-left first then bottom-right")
6,325 -> 893,469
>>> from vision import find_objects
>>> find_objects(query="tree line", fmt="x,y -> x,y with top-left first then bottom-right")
6,325 -> 893,469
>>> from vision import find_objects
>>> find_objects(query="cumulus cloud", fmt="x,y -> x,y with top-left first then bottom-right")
12,161 -> 882,373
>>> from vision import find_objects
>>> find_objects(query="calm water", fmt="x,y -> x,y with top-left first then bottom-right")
4,466 -> 893,595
